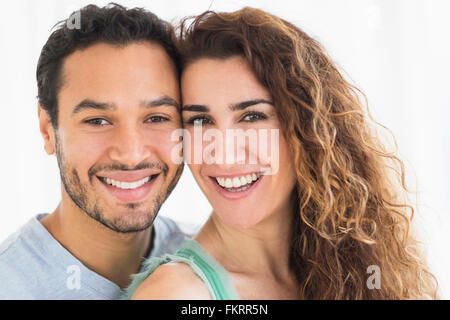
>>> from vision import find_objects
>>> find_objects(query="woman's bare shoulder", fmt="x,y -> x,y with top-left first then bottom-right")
131,262 -> 212,300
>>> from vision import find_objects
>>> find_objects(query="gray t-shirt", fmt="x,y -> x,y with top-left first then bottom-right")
0,213 -> 189,300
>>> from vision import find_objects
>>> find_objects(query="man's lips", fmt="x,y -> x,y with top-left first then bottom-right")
96,173 -> 160,203
96,169 -> 160,182
94,169 -> 162,202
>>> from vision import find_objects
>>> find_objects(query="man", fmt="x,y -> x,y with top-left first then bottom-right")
0,4 -> 190,299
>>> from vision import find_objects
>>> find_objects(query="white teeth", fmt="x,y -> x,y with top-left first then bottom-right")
103,176 -> 151,189
215,173 -> 262,189
232,177 -> 241,188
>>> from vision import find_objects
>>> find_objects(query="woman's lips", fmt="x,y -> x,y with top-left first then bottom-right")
208,172 -> 263,200
97,173 -> 159,203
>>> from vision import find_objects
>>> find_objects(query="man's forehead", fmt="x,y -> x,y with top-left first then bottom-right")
57,41 -> 180,112
63,41 -> 172,65
61,41 -> 177,82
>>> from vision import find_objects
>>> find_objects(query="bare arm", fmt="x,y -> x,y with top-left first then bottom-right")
131,262 -> 212,300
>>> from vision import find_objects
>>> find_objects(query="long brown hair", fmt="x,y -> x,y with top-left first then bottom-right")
177,7 -> 438,299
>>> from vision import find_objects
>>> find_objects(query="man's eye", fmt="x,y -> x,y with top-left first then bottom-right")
85,118 -> 110,126
146,116 -> 169,123
185,116 -> 213,126
241,112 -> 268,122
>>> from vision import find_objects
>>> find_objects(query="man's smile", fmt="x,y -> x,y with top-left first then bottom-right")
96,169 -> 161,202
101,176 -> 152,190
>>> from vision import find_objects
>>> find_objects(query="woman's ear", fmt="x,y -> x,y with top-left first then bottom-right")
38,105 -> 56,155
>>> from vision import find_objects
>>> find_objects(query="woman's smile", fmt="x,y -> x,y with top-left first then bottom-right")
207,171 -> 264,199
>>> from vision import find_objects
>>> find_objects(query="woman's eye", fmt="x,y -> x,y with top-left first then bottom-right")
85,118 -> 110,126
241,112 -> 267,122
146,116 -> 169,123
185,116 -> 213,126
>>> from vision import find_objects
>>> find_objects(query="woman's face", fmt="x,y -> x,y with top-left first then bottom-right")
181,56 -> 297,229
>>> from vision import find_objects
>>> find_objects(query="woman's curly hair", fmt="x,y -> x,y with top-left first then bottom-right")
177,7 -> 438,299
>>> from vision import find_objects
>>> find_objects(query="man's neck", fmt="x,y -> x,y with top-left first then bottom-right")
40,201 -> 152,289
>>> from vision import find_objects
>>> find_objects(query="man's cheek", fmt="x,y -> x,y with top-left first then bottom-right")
64,145 -> 101,176
149,131 -> 180,160
66,135 -> 108,158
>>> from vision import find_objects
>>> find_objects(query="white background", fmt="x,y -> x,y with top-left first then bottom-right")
0,0 -> 448,298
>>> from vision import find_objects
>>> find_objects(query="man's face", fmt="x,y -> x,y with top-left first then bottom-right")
49,41 -> 182,233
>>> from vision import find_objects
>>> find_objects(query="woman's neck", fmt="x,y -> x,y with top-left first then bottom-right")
195,207 -> 294,281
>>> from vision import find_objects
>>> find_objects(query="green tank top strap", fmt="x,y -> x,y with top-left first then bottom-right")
122,239 -> 239,300
174,239 -> 239,300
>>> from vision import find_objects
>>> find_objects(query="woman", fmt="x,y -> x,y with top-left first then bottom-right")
125,7 -> 438,299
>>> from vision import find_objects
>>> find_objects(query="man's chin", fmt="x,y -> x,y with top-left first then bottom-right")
86,206 -> 157,234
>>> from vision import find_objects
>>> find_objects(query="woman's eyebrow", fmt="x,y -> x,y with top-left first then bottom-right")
230,99 -> 273,111
181,99 -> 273,113
182,104 -> 210,112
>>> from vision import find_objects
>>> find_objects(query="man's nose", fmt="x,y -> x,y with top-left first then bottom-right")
107,125 -> 152,167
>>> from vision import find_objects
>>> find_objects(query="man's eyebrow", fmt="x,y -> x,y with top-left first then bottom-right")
72,99 -> 116,115
141,96 -> 179,109
230,99 -> 273,111
182,104 -> 210,112
72,97 -> 179,115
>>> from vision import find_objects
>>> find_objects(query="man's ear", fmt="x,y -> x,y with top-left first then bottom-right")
38,105 -> 56,155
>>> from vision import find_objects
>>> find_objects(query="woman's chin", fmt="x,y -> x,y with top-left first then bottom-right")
213,209 -> 266,230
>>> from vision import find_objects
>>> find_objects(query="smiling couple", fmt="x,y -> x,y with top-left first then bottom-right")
0,4 -> 437,300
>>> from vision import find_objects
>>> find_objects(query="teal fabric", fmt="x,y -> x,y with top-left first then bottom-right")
123,239 -> 240,300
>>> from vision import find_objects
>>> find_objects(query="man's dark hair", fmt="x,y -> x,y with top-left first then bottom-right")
37,3 -> 179,127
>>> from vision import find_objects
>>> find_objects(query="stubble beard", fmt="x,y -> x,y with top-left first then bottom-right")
54,134 -> 183,234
